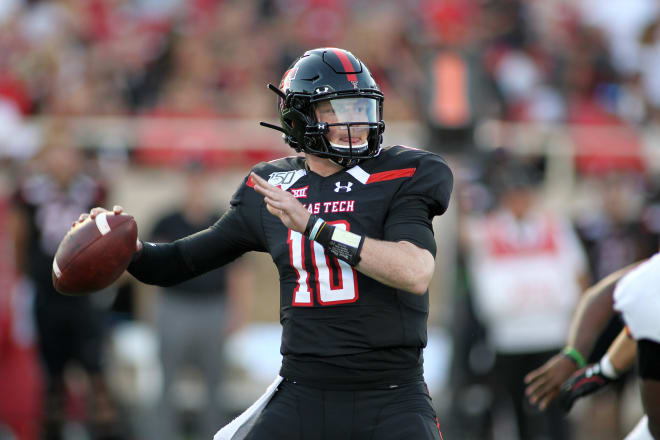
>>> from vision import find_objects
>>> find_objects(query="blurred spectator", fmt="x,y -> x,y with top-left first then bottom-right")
577,0 -> 658,76
1,192 -> 42,440
8,122 -> 123,440
148,161 -> 252,440
411,0 -> 493,155
459,153 -> 589,440
639,16 -> 660,122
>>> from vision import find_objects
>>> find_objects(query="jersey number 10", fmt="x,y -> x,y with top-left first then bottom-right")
288,221 -> 359,306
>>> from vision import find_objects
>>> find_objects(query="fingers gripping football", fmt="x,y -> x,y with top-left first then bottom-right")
54,206 -> 140,295
73,205 -> 123,226
251,173 -> 311,233
72,206 -> 142,251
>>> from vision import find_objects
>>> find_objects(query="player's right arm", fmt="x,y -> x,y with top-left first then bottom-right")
524,259 -> 646,409
79,176 -> 266,287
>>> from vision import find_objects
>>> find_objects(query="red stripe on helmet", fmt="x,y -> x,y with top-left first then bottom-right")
330,48 -> 358,83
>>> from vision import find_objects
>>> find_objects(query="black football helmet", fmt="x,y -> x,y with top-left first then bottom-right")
261,48 -> 385,167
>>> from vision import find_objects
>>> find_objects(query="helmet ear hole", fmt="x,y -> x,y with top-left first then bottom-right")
292,98 -> 304,110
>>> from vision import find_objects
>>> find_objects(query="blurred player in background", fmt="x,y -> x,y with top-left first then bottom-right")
0,191 -> 42,440
525,252 -> 660,439
8,122 -> 123,440
460,154 -> 589,440
78,47 -> 453,440
149,161 -> 252,440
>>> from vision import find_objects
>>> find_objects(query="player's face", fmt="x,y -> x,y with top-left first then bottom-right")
314,98 -> 377,152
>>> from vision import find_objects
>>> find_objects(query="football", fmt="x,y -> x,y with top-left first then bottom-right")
52,212 -> 138,295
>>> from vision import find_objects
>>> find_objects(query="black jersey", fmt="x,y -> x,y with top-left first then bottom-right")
129,146 -> 453,387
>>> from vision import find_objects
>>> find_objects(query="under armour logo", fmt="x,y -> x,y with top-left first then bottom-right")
334,182 -> 353,193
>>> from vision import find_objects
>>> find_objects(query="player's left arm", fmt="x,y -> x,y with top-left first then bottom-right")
251,154 -> 452,295
356,238 -> 435,295
251,172 -> 435,294
638,339 -> 660,439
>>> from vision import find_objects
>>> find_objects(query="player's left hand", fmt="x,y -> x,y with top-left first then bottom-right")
251,172 -> 311,233
524,353 -> 578,410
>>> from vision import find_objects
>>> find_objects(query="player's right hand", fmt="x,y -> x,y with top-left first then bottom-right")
250,172 -> 311,233
524,353 -> 578,410
558,363 -> 613,413
72,205 -> 142,252
73,205 -> 124,226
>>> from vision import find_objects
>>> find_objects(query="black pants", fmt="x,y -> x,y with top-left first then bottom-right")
245,380 -> 444,440
34,298 -> 104,378
494,350 -> 571,440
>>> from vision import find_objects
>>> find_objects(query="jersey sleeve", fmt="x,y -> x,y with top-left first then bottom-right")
180,174 -> 268,269
383,152 -> 453,255
128,174 -> 267,286
613,253 -> 660,344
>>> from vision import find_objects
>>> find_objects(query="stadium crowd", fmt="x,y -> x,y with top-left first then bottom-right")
1,0 -> 660,439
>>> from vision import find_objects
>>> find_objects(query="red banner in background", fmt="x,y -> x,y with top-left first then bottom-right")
568,99 -> 645,174
571,124 -> 644,174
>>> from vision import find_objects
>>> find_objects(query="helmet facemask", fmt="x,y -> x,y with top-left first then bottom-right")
304,96 -> 383,167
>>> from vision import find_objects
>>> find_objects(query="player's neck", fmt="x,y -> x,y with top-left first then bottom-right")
305,154 -> 344,177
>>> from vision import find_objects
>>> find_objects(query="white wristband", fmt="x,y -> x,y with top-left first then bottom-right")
309,218 -> 325,241
600,353 -> 619,379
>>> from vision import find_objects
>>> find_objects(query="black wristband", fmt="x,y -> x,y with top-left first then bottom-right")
314,221 -> 334,245
304,214 -> 321,238
313,221 -> 364,267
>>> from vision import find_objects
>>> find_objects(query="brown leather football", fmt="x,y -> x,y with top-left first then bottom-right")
52,212 -> 138,295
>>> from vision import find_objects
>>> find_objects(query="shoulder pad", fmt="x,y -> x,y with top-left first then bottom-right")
369,146 -> 453,217
613,254 -> 660,343
249,156 -> 307,191
231,156 -> 306,206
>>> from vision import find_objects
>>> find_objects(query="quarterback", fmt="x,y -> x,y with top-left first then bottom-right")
80,48 -> 453,439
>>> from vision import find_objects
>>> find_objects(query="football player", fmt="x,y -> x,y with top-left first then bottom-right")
79,48 -> 453,439
10,130 -> 122,439
524,253 -> 660,439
